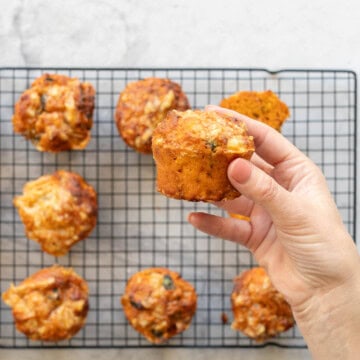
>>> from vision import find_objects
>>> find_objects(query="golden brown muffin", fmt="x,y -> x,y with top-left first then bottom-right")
2,265 -> 89,342
13,170 -> 97,256
12,73 -> 95,152
228,213 -> 251,221
114,77 -> 190,153
220,90 -> 290,131
231,267 -> 294,342
152,109 -> 255,202
121,268 -> 197,344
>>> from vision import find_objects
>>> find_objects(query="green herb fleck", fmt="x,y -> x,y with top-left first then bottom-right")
48,287 -> 60,300
206,140 -> 217,152
130,298 -> 144,310
163,274 -> 174,290
151,329 -> 164,338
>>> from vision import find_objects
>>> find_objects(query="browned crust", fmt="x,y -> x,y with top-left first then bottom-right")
13,170 -> 97,256
220,90 -> 290,131
12,73 -> 95,152
152,109 -> 255,202
114,77 -> 190,153
231,267 -> 294,342
2,265 -> 89,342
121,267 -> 197,344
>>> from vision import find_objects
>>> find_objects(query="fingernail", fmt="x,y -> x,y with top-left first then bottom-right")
205,104 -> 219,111
187,213 -> 194,223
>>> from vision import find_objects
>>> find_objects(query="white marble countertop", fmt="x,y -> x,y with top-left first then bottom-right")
1,0 -> 359,359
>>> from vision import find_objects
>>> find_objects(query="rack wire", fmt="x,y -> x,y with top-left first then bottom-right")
0,68 -> 357,348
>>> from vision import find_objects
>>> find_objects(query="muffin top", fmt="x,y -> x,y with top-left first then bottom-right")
121,267 -> 197,344
2,265 -> 89,342
12,73 -> 95,152
115,77 -> 190,153
14,170 -> 97,256
220,90 -> 289,131
152,109 -> 254,156
231,267 -> 294,342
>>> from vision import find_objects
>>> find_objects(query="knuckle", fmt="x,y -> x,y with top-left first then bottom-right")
212,217 -> 228,238
257,177 -> 279,203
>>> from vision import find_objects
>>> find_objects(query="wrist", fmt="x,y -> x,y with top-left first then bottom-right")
293,260 -> 360,359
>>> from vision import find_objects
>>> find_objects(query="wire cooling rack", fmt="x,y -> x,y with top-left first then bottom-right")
0,68 -> 357,348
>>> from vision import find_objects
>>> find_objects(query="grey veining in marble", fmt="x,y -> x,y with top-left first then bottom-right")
0,0 -> 359,72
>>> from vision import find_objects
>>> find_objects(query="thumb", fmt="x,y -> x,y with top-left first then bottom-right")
228,158 -> 292,221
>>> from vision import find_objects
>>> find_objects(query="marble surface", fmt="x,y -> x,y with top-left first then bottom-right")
0,0 -> 359,359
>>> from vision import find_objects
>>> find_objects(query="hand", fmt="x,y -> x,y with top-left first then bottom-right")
188,106 -> 360,359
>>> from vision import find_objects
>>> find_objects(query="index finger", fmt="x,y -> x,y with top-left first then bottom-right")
205,105 -> 303,166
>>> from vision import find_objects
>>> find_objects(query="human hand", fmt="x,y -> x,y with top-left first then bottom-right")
188,106 -> 360,358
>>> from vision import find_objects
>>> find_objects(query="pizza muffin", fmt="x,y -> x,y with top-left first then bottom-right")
114,77 -> 190,153
2,265 -> 89,342
13,170 -> 97,256
231,267 -> 294,342
12,73 -> 95,152
121,268 -> 197,344
152,109 -> 255,202
220,90 -> 289,131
